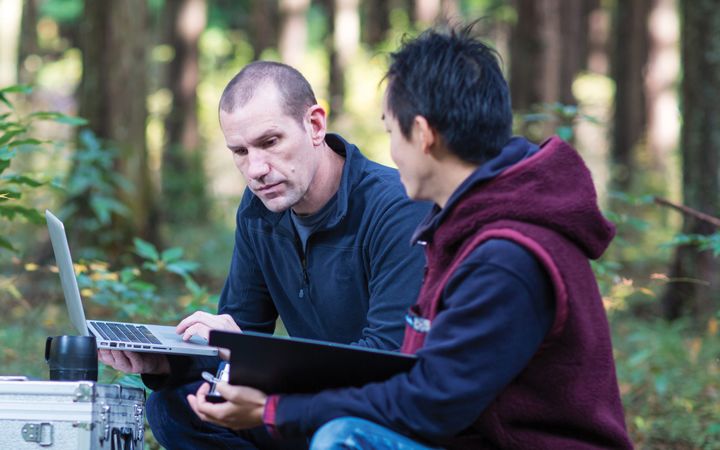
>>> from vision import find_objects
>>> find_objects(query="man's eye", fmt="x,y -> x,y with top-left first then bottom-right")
232,147 -> 248,156
262,138 -> 278,148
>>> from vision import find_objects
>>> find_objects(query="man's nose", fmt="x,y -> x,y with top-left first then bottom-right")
244,150 -> 270,180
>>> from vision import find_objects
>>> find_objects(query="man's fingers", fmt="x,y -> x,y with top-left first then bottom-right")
215,382 -> 265,406
102,350 -> 131,372
182,323 -> 211,342
176,312 -> 241,336
188,382 -> 266,431
197,381 -> 211,396
98,349 -> 115,367
176,311 -> 213,333
187,394 -> 210,422
116,351 -> 136,372
98,349 -> 112,364
219,347 -> 231,361
97,350 -> 168,374
214,382 -> 235,400
188,383 -> 226,423
125,351 -> 147,372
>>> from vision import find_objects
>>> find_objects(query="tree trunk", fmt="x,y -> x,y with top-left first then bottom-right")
510,0 -> 595,140
363,0 -> 390,46
17,0 -> 38,85
661,0 -> 720,321
557,1 -> 593,105
509,0 -> 543,112
323,0 -> 343,117
279,0 -> 310,67
78,0 -> 157,250
610,0 -> 651,191
331,0 -> 359,117
250,0 -> 279,59
587,1 -> 609,74
162,0 -> 208,225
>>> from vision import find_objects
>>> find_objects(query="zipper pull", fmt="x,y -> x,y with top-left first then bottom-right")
299,288 -> 304,298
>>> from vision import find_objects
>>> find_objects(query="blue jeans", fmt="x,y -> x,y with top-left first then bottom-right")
310,417 -> 441,450
146,380 -> 308,450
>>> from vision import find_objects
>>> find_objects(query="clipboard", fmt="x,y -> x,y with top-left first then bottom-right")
209,330 -> 417,394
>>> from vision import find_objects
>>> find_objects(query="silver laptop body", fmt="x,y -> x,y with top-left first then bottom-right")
46,210 -> 217,357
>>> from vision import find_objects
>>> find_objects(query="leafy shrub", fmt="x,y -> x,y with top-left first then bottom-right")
612,316 -> 720,449
0,85 -> 86,251
76,237 -> 217,324
56,128 -> 137,259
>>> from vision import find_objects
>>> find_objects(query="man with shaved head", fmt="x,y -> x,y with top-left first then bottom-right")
100,61 -> 429,449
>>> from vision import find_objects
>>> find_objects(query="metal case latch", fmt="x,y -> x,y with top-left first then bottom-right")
73,382 -> 95,402
99,402 -> 111,442
134,403 -> 145,442
21,422 -> 54,446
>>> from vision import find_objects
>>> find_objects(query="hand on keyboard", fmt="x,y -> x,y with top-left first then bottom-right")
176,312 -> 241,360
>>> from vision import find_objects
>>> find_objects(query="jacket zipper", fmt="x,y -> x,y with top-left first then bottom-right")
297,236 -> 310,298
299,254 -> 309,298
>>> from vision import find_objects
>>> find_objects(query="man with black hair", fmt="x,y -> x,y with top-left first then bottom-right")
186,29 -> 633,449
99,61 -> 429,449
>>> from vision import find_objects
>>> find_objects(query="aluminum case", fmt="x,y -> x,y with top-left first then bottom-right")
0,379 -> 145,449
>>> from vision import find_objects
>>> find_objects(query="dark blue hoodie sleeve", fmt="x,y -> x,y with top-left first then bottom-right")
352,196 -> 429,349
272,239 -> 555,442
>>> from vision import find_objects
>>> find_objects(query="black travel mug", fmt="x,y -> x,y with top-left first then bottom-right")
45,335 -> 98,381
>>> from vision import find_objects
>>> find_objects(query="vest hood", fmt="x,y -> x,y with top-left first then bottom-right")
431,136 -> 615,261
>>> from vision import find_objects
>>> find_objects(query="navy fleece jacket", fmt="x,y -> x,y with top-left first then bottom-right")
144,134 -> 430,389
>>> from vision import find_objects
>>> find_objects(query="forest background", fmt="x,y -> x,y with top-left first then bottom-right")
0,0 -> 718,448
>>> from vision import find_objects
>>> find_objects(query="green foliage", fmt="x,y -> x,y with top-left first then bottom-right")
77,237 -> 218,403
601,192 -> 720,448
76,238 -> 216,324
605,192 -> 655,232
663,232 -> 720,258
612,317 -> 720,449
58,129 -> 135,256
516,101 -> 601,142
0,85 -> 86,251
0,88 -> 218,424
64,129 -> 132,221
40,0 -> 83,23
206,0 -> 250,30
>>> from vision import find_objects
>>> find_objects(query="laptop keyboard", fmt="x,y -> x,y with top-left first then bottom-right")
90,321 -> 163,345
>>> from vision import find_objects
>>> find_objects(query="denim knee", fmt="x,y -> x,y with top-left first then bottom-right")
310,417 -> 367,450
310,417 -> 438,450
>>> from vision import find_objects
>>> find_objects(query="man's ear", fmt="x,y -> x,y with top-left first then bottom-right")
307,105 -> 327,146
412,115 -> 436,155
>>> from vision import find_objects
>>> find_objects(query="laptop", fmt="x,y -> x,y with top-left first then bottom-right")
209,330 -> 417,394
45,210 -> 217,356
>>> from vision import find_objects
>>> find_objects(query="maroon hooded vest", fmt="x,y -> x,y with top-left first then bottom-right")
401,137 -> 633,449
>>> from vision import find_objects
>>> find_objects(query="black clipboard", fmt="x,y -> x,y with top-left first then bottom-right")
209,330 -> 417,394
